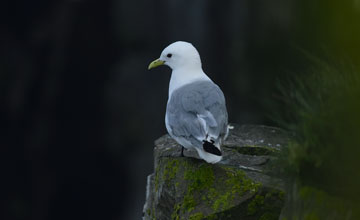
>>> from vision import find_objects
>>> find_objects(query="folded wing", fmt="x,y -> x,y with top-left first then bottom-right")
166,80 -> 228,149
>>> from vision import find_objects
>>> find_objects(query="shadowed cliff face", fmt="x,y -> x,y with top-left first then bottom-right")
143,124 -> 289,220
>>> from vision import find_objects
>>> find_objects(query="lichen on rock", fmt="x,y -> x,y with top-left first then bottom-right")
143,124 -> 289,220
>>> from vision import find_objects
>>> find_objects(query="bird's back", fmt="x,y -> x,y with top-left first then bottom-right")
166,80 -> 228,149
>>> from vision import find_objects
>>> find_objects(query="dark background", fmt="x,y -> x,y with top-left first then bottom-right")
1,0 -> 359,219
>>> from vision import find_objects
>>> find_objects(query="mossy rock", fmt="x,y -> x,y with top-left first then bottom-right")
143,124 -> 289,220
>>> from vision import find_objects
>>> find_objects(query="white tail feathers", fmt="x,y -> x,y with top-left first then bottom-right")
195,148 -> 222,164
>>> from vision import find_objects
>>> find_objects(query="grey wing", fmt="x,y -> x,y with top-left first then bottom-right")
166,81 -> 228,148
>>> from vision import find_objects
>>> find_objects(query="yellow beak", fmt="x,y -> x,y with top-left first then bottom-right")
148,59 -> 165,70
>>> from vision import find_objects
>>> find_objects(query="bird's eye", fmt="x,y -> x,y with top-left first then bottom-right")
167,53 -> 172,58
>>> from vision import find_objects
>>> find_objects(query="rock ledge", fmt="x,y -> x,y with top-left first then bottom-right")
143,124 -> 289,220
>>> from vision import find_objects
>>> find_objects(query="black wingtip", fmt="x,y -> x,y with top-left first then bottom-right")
203,141 -> 222,156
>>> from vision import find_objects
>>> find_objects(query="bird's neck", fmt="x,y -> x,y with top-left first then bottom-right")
168,67 -> 211,98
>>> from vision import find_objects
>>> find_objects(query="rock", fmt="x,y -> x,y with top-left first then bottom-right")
143,124 -> 290,220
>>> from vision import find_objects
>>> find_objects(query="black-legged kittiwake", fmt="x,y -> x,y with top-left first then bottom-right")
148,41 -> 229,163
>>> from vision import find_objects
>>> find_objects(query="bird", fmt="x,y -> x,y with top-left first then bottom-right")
148,41 -> 229,163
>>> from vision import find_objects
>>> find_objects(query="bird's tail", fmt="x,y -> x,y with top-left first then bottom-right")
202,140 -> 222,156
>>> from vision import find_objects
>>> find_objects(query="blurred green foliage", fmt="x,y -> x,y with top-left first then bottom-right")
293,0 -> 360,63
263,1 -> 360,218
275,56 -> 360,194
272,58 -> 360,218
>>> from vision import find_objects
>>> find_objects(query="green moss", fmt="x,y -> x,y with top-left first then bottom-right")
155,165 -> 161,192
184,162 -> 215,190
210,168 -> 262,212
169,160 -> 217,218
206,213 -> 223,220
225,145 -> 277,156
183,194 -> 196,212
146,208 -> 151,217
263,190 -> 285,218
168,159 -> 264,219
304,212 -> 320,220
247,195 -> 265,215
155,158 -> 181,192
171,203 -> 181,220
259,212 -> 279,220
189,212 -> 205,220
212,191 -> 231,211
181,161 -> 215,213
265,189 -> 285,202
164,159 -> 180,185
210,166 -> 262,212
247,189 -> 284,218
151,206 -> 156,220
225,167 -> 262,195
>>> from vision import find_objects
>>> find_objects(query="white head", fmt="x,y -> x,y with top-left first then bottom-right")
148,41 -> 202,71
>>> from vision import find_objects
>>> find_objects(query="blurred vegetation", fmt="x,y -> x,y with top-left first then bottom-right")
267,1 -> 360,218
272,57 -> 360,219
